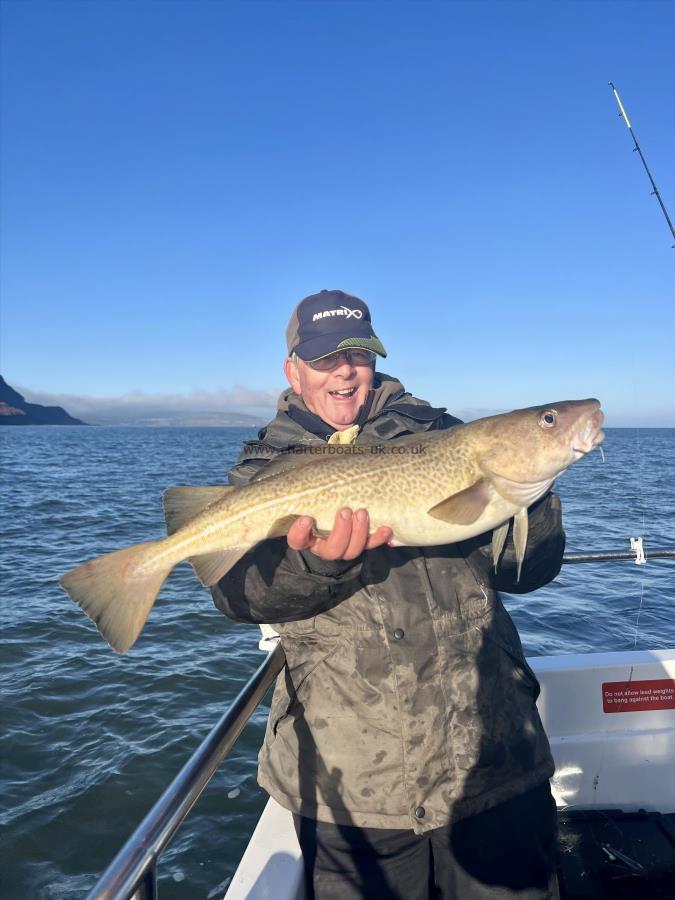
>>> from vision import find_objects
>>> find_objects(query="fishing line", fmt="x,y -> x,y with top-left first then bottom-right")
633,581 -> 646,650
631,417 -> 648,649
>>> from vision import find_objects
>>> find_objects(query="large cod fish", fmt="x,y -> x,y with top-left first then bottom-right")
60,399 -> 604,653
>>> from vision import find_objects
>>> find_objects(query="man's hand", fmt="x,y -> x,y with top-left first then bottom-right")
287,508 -> 393,561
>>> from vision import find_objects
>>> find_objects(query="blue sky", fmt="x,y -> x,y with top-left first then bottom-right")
1,0 -> 673,426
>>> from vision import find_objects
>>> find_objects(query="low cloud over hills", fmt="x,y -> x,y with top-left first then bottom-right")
13,381 -> 506,427
16,384 -> 278,427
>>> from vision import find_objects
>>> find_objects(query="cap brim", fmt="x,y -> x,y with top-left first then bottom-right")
295,334 -> 387,361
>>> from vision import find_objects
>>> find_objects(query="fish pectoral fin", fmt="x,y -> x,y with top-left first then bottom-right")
188,547 -> 250,587
491,521 -> 510,573
163,486 -> 235,535
267,515 -> 331,540
427,480 -> 492,525
267,515 -> 300,539
513,507 -> 529,582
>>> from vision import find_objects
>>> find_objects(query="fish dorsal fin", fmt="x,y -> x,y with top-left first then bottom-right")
251,444 -> 364,482
427,480 -> 492,525
188,547 -> 250,587
251,449 -> 321,482
252,433 -> 450,483
254,431 -> 451,483
386,429 -> 453,449
163,486 -> 235,535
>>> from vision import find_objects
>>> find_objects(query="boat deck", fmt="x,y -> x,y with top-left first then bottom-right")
225,648 -> 675,899
558,809 -> 675,899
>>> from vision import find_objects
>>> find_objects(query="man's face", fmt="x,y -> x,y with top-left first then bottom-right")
284,352 -> 375,431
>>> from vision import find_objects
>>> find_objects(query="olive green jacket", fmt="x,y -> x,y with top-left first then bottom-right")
212,375 -> 563,833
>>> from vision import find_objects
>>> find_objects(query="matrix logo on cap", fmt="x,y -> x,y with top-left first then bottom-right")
312,306 -> 364,322
286,288 -> 387,359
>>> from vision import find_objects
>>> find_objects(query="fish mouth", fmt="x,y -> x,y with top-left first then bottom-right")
571,407 -> 605,458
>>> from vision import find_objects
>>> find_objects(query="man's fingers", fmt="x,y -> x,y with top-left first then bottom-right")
342,508 -> 371,559
286,510 -> 393,559
318,508 -> 354,560
287,516 -> 316,551
366,526 -> 394,549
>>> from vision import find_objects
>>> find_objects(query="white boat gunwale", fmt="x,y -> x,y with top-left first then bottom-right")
225,646 -> 675,899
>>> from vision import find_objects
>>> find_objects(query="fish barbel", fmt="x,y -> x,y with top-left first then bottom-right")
60,398 -> 604,653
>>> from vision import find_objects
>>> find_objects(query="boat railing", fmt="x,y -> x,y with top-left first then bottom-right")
85,538 -> 675,900
562,537 -> 675,564
86,643 -> 285,900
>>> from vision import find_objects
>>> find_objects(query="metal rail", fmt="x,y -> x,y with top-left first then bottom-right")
86,538 -> 675,899
87,642 -> 285,900
564,548 -> 675,563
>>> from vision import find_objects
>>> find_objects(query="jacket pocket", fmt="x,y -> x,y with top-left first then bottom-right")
270,637 -> 342,736
449,613 -> 546,779
277,617 -> 316,637
483,607 -> 540,699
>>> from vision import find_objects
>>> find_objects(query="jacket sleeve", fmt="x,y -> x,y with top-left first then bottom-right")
211,539 -> 363,624
484,492 -> 566,594
214,445 -> 364,624
227,439 -> 278,486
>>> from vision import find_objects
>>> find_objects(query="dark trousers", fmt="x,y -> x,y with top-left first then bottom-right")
293,782 -> 559,900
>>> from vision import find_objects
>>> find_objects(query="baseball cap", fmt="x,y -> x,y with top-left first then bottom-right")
286,289 -> 387,361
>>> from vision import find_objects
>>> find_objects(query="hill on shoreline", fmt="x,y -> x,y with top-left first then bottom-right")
0,376 -> 87,426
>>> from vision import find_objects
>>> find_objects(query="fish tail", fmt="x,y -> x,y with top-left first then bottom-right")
60,540 -> 171,653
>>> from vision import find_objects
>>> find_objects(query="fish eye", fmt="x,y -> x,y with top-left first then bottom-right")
539,410 -> 557,429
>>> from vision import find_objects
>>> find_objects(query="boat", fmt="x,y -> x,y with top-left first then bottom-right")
226,647 -> 675,899
85,540 -> 675,900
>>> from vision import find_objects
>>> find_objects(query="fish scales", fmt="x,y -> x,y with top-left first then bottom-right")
197,440 -> 476,548
60,399 -> 605,652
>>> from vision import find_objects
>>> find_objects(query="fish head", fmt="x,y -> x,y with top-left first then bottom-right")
475,399 -> 605,504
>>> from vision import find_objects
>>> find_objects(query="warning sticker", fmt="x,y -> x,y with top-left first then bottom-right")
602,679 -> 675,713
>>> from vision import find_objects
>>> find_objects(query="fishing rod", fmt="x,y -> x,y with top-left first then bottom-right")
609,82 -> 675,248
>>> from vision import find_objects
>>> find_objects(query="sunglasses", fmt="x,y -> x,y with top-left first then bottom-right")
305,349 -> 377,372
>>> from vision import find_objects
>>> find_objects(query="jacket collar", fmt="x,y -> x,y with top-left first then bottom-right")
276,372 -> 407,437
271,373 -> 447,445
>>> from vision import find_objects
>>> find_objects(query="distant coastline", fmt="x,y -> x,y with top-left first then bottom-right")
3,377 -> 672,428
1,376 -> 271,427
0,376 -> 87,426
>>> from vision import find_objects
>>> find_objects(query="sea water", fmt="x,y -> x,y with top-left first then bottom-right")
2,426 -> 674,898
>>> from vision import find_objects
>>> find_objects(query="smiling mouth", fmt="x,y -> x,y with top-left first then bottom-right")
329,387 -> 357,398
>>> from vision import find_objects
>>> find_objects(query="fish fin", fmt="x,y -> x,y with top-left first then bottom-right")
513,507 -> 529,582
267,513 -> 329,540
251,442 -> 375,482
188,547 -> 250,586
60,541 -> 170,653
480,466 -> 554,508
491,521 -> 510,572
251,449 -> 324,482
385,429 -> 451,449
427,480 -> 492,525
163,486 -> 234,535
266,515 -> 300,539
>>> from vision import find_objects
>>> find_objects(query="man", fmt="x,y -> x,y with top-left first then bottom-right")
213,289 -> 564,899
